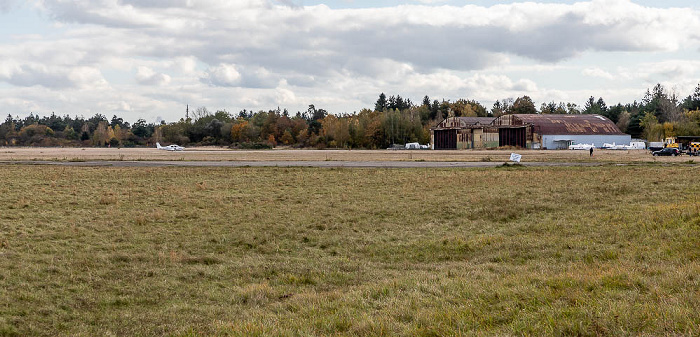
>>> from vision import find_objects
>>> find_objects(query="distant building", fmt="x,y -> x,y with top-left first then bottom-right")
431,114 -> 630,150
431,117 -> 496,150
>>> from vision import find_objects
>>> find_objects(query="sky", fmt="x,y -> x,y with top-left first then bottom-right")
0,0 -> 699,123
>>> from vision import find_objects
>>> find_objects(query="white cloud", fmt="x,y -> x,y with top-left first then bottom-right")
461,74 -> 539,94
618,60 -> 700,82
275,87 -> 297,105
167,56 -> 198,74
135,66 -> 171,86
582,67 -> 614,80
203,63 -> 241,87
512,79 -> 539,92
0,61 -> 107,89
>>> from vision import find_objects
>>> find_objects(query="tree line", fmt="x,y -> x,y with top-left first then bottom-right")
1,83 -> 699,148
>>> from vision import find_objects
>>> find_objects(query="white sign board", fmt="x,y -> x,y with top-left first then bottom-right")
509,153 -> 522,163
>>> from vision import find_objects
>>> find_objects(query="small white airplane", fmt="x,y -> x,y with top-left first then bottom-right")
603,141 -> 646,150
156,142 -> 185,151
602,143 -> 626,150
568,142 -> 595,150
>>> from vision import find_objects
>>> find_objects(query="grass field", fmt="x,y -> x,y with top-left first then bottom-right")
1,147 -> 699,163
1,164 -> 699,336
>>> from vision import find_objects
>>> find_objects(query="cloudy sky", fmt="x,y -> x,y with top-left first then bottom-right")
1,0 -> 699,123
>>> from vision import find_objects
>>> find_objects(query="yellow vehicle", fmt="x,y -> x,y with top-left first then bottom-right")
664,137 -> 679,148
666,136 -> 700,156
688,142 -> 700,156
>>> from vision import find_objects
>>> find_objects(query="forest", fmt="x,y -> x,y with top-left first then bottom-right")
1,83 -> 699,149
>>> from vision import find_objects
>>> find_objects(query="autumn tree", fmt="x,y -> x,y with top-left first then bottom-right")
675,110 -> 700,136
451,99 -> 487,117
351,109 -> 378,148
511,96 -> 537,114
640,112 -> 663,141
63,125 -> 79,140
92,121 -> 110,146
267,134 -> 276,147
280,130 -> 294,145
290,117 -> 308,142
18,124 -> 54,145
321,114 -> 350,148
616,110 -> 631,133
230,120 -> 250,143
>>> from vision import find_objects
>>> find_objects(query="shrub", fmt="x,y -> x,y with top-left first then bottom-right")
231,142 -> 273,150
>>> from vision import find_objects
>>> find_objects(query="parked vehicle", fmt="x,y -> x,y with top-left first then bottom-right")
628,141 -> 647,150
663,137 -> 680,149
568,142 -> 595,150
648,141 -> 664,152
662,137 -> 700,155
405,142 -> 430,150
602,141 -> 646,150
652,148 -> 679,156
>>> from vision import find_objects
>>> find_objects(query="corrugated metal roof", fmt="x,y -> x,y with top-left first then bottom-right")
433,117 -> 497,129
496,114 -> 625,135
457,117 -> 497,125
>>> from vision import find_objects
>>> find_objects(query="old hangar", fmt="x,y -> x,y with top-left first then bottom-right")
431,114 -> 631,150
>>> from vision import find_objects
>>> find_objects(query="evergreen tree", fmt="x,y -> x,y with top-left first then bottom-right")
682,83 -> 700,111
375,93 -> 387,112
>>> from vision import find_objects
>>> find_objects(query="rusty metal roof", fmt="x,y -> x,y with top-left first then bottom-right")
432,117 -> 496,130
503,114 -> 625,135
456,117 -> 496,125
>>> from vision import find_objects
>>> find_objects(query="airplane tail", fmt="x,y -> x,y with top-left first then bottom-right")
156,142 -> 162,149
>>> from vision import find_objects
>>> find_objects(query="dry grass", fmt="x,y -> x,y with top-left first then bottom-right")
0,147 -> 698,163
0,164 -> 698,336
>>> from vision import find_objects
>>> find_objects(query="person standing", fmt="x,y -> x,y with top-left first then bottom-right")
589,147 -> 593,157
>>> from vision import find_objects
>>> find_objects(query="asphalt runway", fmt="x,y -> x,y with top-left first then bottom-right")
0,160 -> 604,168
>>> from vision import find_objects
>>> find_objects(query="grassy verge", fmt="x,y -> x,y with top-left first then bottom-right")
0,165 -> 698,336
1,147 -> 699,163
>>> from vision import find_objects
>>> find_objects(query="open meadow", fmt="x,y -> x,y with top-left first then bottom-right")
1,163 -> 699,336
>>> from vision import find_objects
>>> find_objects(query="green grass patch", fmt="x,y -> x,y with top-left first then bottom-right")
0,165 -> 698,336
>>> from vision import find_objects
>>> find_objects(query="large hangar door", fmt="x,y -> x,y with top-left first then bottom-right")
499,127 -> 526,148
434,130 -> 457,149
